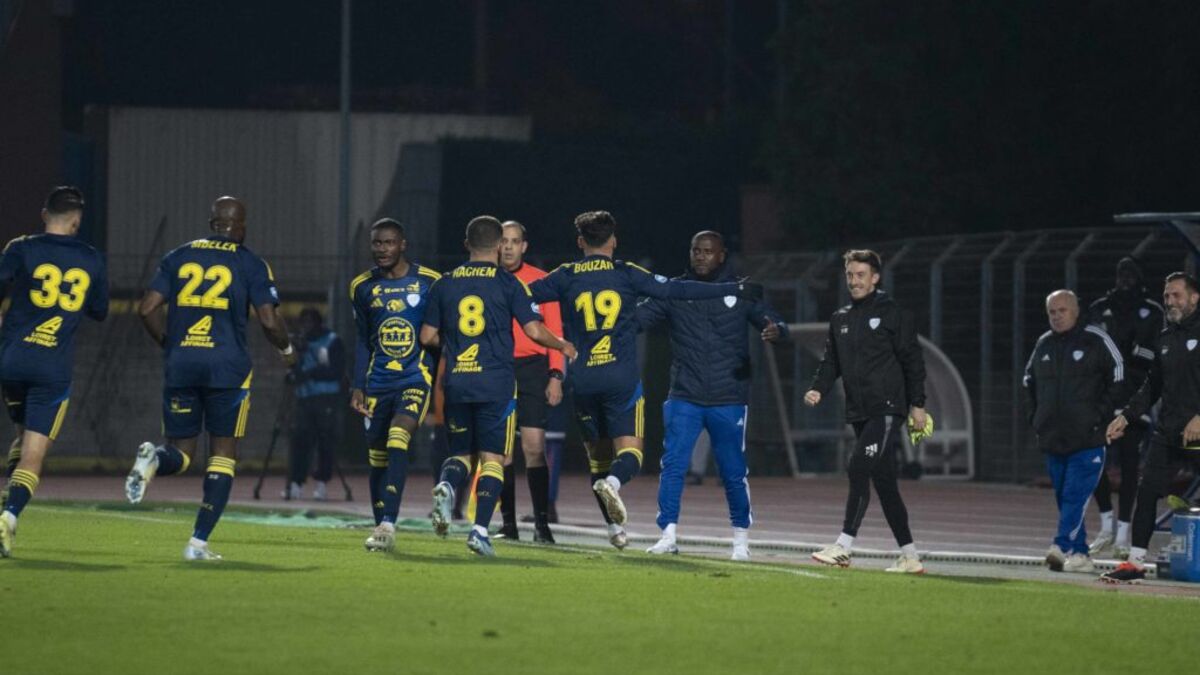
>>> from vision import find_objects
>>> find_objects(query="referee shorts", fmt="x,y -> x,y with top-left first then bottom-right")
515,354 -> 550,430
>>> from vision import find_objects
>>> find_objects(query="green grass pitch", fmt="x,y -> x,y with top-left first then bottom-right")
3,502 -> 1197,675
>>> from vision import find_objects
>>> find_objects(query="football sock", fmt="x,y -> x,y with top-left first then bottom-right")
5,438 -> 20,476
3,469 -> 38,518
1099,510 -> 1114,535
381,428 -> 411,525
1128,546 -> 1147,568
474,461 -> 505,530
1116,520 -> 1131,547
901,543 -> 918,558
609,447 -> 643,485
192,457 -> 235,542
500,464 -> 516,525
836,532 -> 855,551
368,449 -> 388,525
439,455 -> 471,493
155,444 -> 190,475
527,465 -> 551,524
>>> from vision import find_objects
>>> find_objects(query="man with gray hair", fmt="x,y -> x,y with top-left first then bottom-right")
1023,290 -> 1124,572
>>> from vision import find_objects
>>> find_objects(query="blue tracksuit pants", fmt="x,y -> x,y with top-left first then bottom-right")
1045,446 -> 1106,554
657,399 -> 752,529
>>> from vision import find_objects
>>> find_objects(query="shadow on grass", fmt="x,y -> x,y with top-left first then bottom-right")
166,561 -> 324,573
609,554 -> 717,574
5,558 -> 126,572
925,575 -> 1014,586
394,551 -> 557,568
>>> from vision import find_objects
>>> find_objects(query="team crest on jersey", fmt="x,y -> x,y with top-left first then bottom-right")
386,299 -> 406,312
724,296 -> 737,308
378,317 -> 416,359
531,302 -> 542,315
654,274 -> 668,283
869,318 -> 881,330
1072,350 -> 1084,361
1139,308 -> 1150,319
1189,339 -> 1198,352
406,293 -> 421,307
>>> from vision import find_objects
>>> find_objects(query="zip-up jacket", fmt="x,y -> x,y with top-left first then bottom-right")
1022,323 -> 1124,455
1123,308 -> 1200,447
810,290 -> 926,423
633,266 -> 788,406
1088,288 -> 1162,408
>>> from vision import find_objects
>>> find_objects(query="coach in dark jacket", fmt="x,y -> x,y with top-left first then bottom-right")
804,249 -> 927,573
1023,290 -> 1123,573
633,230 -> 787,559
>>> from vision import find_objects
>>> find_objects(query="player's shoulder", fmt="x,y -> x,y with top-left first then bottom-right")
349,267 -> 378,299
2,234 -> 33,255
415,264 -> 442,282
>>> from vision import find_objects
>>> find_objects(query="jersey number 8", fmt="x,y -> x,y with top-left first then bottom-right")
575,290 -> 621,331
177,263 -> 233,310
30,263 -> 91,312
459,295 -> 486,337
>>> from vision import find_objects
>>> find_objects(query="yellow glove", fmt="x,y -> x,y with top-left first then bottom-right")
908,413 -> 934,446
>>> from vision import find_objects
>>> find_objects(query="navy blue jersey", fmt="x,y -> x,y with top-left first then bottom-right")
529,255 -> 738,395
149,236 -> 279,388
350,263 -> 441,392
423,261 -> 541,403
0,234 -> 109,383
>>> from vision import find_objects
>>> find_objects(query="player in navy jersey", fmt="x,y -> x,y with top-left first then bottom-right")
0,187 -> 108,557
528,211 -> 760,547
124,196 -> 296,561
420,216 -> 576,557
348,218 -> 441,552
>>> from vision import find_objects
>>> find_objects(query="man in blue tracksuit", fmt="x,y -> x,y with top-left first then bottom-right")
1023,290 -> 1124,573
286,307 -> 346,500
633,231 -> 787,560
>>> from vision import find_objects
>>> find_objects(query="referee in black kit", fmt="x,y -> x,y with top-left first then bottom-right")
805,249 -> 929,574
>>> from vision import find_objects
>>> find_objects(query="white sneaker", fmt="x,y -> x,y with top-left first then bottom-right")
364,523 -> 396,552
646,536 -> 679,555
885,553 -> 925,574
431,482 -> 454,538
607,523 -> 628,550
0,511 -> 14,558
1045,545 -> 1067,572
731,543 -> 751,562
1063,552 -> 1095,573
125,442 -> 159,504
812,543 -> 851,567
1088,530 -> 1114,556
593,479 -> 627,526
311,481 -> 328,501
183,543 -> 222,561
281,482 -> 302,500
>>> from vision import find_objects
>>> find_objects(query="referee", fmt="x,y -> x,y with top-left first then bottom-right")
805,249 -> 927,574
496,220 -> 564,543
1103,272 -> 1200,583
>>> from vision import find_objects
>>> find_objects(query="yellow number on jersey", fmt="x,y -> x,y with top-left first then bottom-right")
177,263 -> 233,310
574,290 -> 622,331
458,295 -> 486,337
29,264 -> 92,312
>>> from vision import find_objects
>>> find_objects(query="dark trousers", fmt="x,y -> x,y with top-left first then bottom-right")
842,415 -> 914,547
289,393 -> 341,485
1132,435 -> 1200,549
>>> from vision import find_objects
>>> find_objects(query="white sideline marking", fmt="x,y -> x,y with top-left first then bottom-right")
38,505 -> 180,525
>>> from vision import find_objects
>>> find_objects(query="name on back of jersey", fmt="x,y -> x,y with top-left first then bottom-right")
189,240 -> 239,252
452,266 -> 497,279
572,259 -> 614,273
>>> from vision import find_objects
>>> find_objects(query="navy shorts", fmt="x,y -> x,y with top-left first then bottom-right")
2,380 -> 71,439
163,386 -> 251,439
445,398 -> 516,457
574,381 -> 644,442
363,383 -> 431,447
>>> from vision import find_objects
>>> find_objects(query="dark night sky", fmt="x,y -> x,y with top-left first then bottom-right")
56,1 -> 1200,242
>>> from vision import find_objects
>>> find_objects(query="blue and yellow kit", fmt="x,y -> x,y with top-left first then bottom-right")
149,235 -> 279,439
0,234 -> 108,439
423,261 -> 541,455
530,255 -> 739,440
350,262 -> 440,446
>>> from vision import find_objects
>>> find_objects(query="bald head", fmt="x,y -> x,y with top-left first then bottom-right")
210,196 -> 247,243
1045,289 -> 1079,333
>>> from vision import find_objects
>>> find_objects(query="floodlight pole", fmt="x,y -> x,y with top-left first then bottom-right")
336,0 -> 353,333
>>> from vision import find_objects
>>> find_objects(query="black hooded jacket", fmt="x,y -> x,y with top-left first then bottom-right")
1123,308 -> 1200,447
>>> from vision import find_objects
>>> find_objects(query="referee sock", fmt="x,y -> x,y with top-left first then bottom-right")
381,428 -> 411,525
526,466 -> 550,524
500,464 -> 517,526
368,449 -> 389,526
609,447 -> 644,485
3,469 -> 39,519
155,444 -> 190,476
192,457 -> 235,542
474,461 -> 505,531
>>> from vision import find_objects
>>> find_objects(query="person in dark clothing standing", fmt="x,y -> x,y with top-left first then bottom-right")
805,249 -> 928,574
1085,257 -> 1162,558
285,308 -> 346,501
1023,290 -> 1124,573
1102,272 -> 1200,583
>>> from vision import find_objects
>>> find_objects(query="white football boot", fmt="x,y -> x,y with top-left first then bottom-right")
811,543 -> 851,567
125,442 -> 159,505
